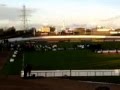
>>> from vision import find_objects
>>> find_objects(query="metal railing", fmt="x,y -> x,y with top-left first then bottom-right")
21,69 -> 120,77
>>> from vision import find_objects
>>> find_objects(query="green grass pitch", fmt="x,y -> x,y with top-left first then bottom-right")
23,50 -> 120,70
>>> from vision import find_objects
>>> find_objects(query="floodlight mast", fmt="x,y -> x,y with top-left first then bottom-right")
21,5 -> 26,70
22,53 -> 24,70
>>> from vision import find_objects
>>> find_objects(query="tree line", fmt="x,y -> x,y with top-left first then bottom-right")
0,27 -> 36,39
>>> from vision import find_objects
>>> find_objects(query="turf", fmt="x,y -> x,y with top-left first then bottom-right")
23,50 -> 120,70
2,41 -> 120,75
1,52 -> 23,75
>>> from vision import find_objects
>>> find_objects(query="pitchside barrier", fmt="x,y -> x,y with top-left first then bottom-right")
21,69 -> 120,77
97,50 -> 120,54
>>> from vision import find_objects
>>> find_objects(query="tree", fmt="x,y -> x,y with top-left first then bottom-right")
4,26 -> 16,36
50,26 -> 55,32
0,28 -> 4,36
61,30 -> 66,35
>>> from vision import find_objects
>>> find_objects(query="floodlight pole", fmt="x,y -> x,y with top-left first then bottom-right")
22,53 -> 25,70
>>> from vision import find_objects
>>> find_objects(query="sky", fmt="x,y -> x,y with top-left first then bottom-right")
1,0 -> 120,29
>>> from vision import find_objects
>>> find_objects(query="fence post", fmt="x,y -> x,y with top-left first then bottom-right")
95,71 -> 96,76
102,71 -> 104,76
54,72 -> 55,77
118,70 -> 120,76
45,72 -> 47,77
70,69 -> 71,77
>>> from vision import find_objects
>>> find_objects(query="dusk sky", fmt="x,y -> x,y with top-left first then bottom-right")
1,0 -> 120,28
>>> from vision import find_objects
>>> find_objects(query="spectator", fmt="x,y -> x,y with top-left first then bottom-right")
26,64 -> 32,76
24,64 -> 32,78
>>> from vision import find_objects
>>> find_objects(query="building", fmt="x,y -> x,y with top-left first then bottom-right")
37,26 -> 56,36
96,26 -> 113,32
40,26 -> 50,33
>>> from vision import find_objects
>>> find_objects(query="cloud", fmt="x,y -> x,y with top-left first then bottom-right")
0,6 -> 20,20
0,6 -> 34,21
34,4 -> 120,26
98,15 -> 120,28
